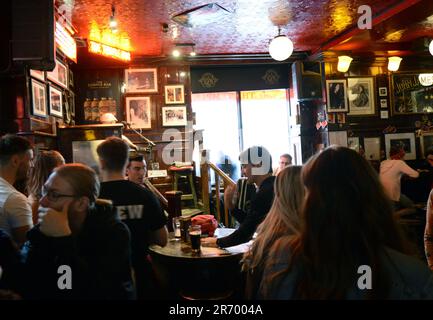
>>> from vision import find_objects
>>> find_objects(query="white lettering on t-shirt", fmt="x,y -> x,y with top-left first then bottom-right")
116,205 -> 144,220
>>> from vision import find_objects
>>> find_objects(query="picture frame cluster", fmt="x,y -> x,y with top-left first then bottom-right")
30,58 -> 71,119
123,68 -> 187,129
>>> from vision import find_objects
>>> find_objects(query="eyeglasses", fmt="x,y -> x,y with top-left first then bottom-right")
41,186 -> 77,202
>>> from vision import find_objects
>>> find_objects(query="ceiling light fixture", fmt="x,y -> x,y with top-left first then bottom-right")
172,43 -> 197,58
269,27 -> 293,61
109,4 -> 118,33
388,56 -> 402,72
337,55 -> 353,72
172,49 -> 181,57
429,39 -> 433,56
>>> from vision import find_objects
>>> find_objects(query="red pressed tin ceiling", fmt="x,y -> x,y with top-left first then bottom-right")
61,0 -> 433,58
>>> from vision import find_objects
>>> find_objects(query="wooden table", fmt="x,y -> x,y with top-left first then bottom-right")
149,235 -> 246,300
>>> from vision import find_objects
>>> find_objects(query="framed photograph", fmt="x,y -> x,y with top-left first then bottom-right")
328,113 -> 335,124
30,69 -> 45,82
337,113 -> 346,124
347,77 -> 375,116
69,69 -> 74,88
348,137 -> 360,153
380,99 -> 387,109
379,87 -> 388,96
162,106 -> 187,127
364,137 -> 381,161
419,132 -> 433,158
326,80 -> 348,112
385,133 -> 416,160
328,131 -> 348,147
49,85 -> 63,118
125,96 -> 151,129
164,85 -> 185,104
380,110 -> 389,119
125,68 -> 158,93
47,59 -> 68,89
30,79 -> 47,117
68,91 -> 75,117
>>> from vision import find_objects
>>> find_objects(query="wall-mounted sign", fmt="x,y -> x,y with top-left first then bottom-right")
88,40 -> 131,61
419,74 -> 433,87
55,21 -> 77,63
392,74 -> 433,114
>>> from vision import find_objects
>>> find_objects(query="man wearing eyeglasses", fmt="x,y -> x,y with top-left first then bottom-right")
0,134 -> 33,247
23,164 -> 134,299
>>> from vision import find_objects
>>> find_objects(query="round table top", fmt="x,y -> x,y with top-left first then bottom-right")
149,236 -> 245,260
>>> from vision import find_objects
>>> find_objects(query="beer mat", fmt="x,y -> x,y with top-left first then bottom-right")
200,246 -> 231,256
214,227 -> 236,238
224,241 -> 253,254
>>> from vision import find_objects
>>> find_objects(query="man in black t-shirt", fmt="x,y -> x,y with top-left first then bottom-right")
96,137 -> 168,299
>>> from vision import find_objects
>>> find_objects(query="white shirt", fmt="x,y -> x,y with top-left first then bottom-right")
379,159 -> 419,201
0,177 -> 33,236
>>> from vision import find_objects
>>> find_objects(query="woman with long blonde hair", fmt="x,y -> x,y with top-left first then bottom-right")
243,165 -> 304,299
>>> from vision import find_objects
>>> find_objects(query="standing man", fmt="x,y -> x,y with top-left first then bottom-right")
0,134 -> 33,247
380,146 -> 419,210
202,146 -> 275,248
273,153 -> 292,176
96,137 -> 168,299
126,153 -> 147,186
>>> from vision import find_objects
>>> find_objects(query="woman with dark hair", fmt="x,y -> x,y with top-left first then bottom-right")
27,150 -> 65,224
258,146 -> 433,299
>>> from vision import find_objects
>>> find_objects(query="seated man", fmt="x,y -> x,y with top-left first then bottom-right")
22,164 -> 134,299
0,134 -> 34,247
202,146 -> 275,248
379,146 -> 419,210
126,153 -> 147,187
273,153 -> 292,176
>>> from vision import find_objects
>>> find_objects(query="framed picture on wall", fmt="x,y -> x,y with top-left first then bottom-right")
420,132 -> 433,158
348,137 -> 360,152
347,77 -> 375,116
326,80 -> 348,112
328,131 -> 348,147
125,68 -> 158,93
363,137 -> 381,161
30,79 -> 47,118
30,69 -> 45,82
379,87 -> 388,96
125,96 -> 151,129
164,85 -> 185,104
49,85 -> 63,118
47,59 -> 68,89
162,106 -> 187,126
385,133 -> 416,160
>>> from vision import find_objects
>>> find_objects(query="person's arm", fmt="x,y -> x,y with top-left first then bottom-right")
425,191 -> 433,270
399,161 -> 419,178
4,193 -> 33,247
145,190 -> 168,247
149,226 -> 168,247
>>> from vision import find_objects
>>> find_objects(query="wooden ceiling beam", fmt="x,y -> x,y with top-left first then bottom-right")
316,0 -> 425,54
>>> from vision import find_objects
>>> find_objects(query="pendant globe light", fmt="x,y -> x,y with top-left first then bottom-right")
269,27 -> 293,61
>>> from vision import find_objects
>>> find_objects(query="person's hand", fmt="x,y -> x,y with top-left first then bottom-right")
201,237 -> 218,247
224,184 -> 238,211
38,201 -> 72,237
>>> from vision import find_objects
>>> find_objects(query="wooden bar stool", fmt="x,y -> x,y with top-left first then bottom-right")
169,165 -> 198,208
